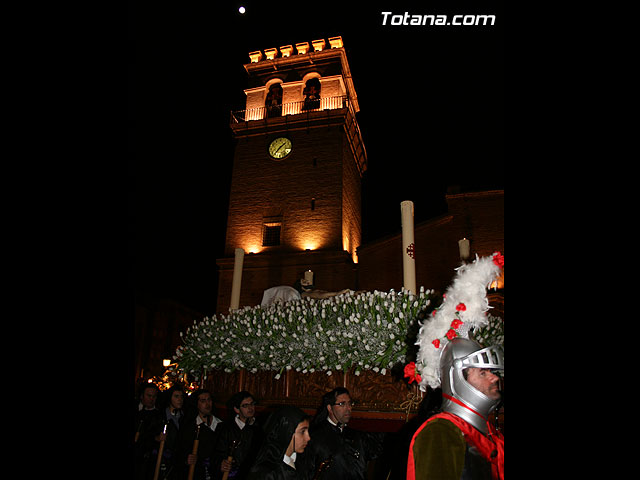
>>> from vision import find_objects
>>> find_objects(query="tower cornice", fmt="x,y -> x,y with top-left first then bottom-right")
243,37 -> 359,113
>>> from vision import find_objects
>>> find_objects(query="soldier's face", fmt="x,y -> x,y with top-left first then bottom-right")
466,368 -> 501,400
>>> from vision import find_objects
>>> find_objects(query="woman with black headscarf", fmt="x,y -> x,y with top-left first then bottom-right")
247,405 -> 311,480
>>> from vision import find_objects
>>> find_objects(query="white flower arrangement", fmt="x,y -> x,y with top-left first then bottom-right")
173,287 -> 434,379
473,313 -> 504,349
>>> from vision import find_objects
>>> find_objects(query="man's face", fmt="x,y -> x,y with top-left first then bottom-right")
141,386 -> 157,409
197,392 -> 213,416
234,396 -> 256,422
465,368 -> 501,400
170,390 -> 184,410
327,393 -> 352,425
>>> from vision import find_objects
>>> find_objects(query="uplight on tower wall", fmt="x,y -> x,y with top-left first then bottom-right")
303,241 -> 319,251
245,245 -> 262,254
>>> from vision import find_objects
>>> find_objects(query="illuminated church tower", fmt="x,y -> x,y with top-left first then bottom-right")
216,36 -> 367,312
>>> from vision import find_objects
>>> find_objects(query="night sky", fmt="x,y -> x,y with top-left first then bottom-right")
129,1 -> 504,315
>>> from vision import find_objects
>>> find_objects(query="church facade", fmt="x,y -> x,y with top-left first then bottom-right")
216,37 -> 503,315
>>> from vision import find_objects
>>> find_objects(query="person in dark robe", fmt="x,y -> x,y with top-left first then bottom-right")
247,406 -> 311,480
175,389 -> 223,480
212,391 -> 263,479
153,385 -> 186,479
298,387 -> 384,480
135,383 -> 164,480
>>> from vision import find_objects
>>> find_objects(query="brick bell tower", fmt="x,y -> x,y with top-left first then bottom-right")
216,36 -> 367,312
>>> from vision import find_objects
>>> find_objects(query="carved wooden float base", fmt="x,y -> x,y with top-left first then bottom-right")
201,366 -> 418,428
202,366 -> 503,433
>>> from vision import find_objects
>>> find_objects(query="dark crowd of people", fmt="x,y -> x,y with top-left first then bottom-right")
134,383 -> 415,480
135,342 -> 503,480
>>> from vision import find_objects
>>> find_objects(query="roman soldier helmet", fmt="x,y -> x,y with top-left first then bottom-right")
439,337 -> 503,433
410,252 -> 505,433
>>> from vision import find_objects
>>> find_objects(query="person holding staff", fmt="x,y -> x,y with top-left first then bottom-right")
213,391 -> 263,480
135,383 -> 163,480
176,389 -> 223,480
154,385 -> 186,479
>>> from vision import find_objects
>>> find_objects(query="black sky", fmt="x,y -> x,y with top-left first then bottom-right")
129,0 -> 504,315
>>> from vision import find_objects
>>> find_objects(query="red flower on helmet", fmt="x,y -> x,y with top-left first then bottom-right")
446,329 -> 458,340
432,339 -> 440,348
451,319 -> 463,329
456,303 -> 466,312
404,361 -> 422,384
492,251 -> 504,268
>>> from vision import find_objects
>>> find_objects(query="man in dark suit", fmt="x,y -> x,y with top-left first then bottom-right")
212,391 -> 263,479
299,387 -> 384,479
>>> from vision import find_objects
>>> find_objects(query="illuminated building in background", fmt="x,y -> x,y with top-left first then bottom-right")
217,37 -> 367,312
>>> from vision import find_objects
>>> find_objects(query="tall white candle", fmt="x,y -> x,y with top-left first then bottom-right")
401,200 -> 416,295
230,248 -> 245,311
304,270 -> 314,285
458,238 -> 470,261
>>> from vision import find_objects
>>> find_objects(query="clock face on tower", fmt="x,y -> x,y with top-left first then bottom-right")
268,137 -> 293,160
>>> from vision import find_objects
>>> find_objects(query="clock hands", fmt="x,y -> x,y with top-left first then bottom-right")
269,138 -> 291,159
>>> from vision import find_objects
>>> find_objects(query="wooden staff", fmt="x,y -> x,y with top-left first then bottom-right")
134,419 -> 143,443
312,456 -> 332,480
221,439 -> 239,480
187,424 -> 202,480
153,422 -> 168,480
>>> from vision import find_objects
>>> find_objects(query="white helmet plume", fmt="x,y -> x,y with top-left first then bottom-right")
414,252 -> 503,390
